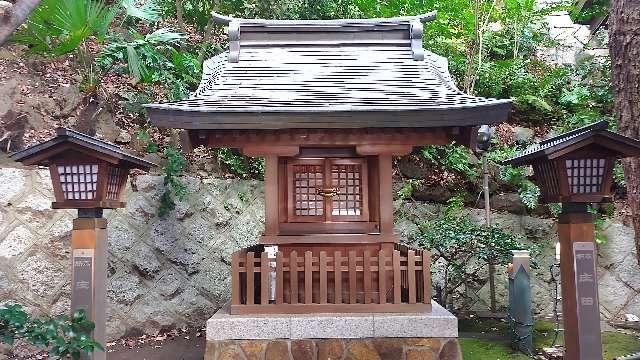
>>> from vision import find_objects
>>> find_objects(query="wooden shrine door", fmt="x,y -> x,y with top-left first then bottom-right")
286,158 -> 369,224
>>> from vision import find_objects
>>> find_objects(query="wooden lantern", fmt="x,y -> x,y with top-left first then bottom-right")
505,121 -> 640,360
504,121 -> 640,204
11,128 -> 154,209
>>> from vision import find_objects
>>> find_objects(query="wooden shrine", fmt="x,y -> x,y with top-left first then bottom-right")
146,12 -> 512,314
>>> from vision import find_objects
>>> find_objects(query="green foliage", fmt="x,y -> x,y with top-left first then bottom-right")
97,28 -> 202,101
553,57 -> 614,133
158,146 -> 188,217
397,179 -> 424,200
570,0 -> 609,23
613,161 -> 625,188
588,205 -> 614,246
134,130 -> 187,217
417,195 -> 537,308
0,304 -> 102,360
14,0 -> 117,56
547,203 -> 562,217
498,165 -> 540,210
135,129 -> 159,153
420,144 -> 478,181
121,0 -> 161,23
217,148 -> 265,179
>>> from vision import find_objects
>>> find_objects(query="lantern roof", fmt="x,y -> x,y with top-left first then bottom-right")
11,128 -> 155,170
145,12 -> 512,130
504,121 -> 640,166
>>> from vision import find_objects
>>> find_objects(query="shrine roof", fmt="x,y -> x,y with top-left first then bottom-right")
11,128 -> 155,169
504,121 -> 640,166
145,12 -> 512,130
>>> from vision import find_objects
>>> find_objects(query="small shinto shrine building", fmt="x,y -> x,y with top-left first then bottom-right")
146,13 -> 512,316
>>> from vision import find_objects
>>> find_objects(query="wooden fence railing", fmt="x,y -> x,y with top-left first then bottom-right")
230,246 -> 431,314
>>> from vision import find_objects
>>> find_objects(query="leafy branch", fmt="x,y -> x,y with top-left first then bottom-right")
0,304 -> 102,360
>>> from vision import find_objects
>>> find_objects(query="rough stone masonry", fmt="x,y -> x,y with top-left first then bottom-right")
0,166 -> 639,340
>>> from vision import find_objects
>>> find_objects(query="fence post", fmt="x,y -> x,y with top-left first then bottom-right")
508,250 -> 533,356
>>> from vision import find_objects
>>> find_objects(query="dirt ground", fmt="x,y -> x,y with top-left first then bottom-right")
105,329 -> 205,360
6,329 -> 205,360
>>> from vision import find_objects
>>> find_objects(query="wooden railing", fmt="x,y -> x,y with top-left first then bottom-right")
230,245 -> 431,314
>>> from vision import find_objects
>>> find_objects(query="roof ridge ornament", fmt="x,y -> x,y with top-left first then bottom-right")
410,20 -> 424,61
229,21 -> 240,63
211,11 -> 437,25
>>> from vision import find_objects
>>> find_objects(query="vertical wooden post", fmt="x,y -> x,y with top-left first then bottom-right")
260,252 -> 269,305
70,214 -> 107,360
557,204 -> 602,360
378,251 -> 386,304
348,251 -> 357,304
407,250 -> 416,304
378,154 -> 394,237
264,155 -> 279,236
319,251 -> 328,304
393,250 -> 401,304
363,251 -> 372,304
275,252 -> 283,304
231,252 -> 241,305
304,251 -> 313,304
290,251 -> 298,304
246,252 -> 255,305
422,251 -> 431,304
334,251 -> 342,304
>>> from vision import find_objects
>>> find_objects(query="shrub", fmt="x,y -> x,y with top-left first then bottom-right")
14,0 -> 117,56
0,304 -> 102,360
417,195 -> 537,309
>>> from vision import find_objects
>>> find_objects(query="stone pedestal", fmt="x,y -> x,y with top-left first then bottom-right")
205,302 -> 460,360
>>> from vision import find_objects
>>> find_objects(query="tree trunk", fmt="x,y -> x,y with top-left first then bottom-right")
0,0 -> 41,46
609,0 -> 640,264
175,0 -> 185,31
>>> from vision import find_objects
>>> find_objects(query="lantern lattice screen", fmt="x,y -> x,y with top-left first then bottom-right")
565,158 -> 606,194
57,164 -> 98,200
106,167 -> 126,200
535,161 -> 561,197
331,163 -> 363,216
293,164 -> 324,216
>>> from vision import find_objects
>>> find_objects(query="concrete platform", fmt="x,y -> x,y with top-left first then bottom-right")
206,301 -> 458,341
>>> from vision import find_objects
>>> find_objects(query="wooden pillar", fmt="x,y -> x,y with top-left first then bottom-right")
356,145 -> 412,255
71,210 -> 107,360
557,203 -> 602,360
378,153 -> 394,238
242,146 -> 299,238
263,154 -> 279,236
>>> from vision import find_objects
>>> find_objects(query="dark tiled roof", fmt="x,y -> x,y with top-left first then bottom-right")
11,128 -> 155,169
145,13 -> 512,130
504,121 -> 640,166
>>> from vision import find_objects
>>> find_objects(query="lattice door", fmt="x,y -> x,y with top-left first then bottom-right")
329,159 -> 368,221
286,158 -> 368,222
288,159 -> 326,222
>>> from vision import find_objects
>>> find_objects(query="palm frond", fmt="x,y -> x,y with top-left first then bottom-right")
121,0 -> 161,23
126,44 -> 143,82
145,28 -> 184,45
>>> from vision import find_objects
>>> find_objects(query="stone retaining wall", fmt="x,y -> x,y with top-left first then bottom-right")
204,338 -> 461,360
0,165 -> 639,341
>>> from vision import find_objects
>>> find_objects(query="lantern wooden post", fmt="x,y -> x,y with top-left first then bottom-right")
504,121 -> 640,360
11,128 -> 154,360
71,209 -> 108,360
557,204 -> 601,360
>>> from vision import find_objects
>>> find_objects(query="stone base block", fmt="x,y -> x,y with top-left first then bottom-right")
205,302 -> 459,359
204,337 -> 461,360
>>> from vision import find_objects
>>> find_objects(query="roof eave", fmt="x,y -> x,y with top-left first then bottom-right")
211,11 -> 437,25
147,101 -> 512,130
10,130 -> 155,170
504,129 -> 640,166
